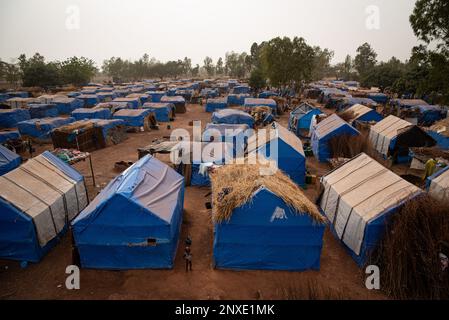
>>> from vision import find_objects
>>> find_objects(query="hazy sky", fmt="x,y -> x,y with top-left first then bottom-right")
0,0 -> 420,68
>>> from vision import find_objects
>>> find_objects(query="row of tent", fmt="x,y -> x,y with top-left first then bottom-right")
2,147 -> 447,270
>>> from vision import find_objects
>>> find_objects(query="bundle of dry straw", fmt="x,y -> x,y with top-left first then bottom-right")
371,195 -> 449,299
209,163 -> 324,224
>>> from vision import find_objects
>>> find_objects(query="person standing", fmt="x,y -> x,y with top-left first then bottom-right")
184,246 -> 192,272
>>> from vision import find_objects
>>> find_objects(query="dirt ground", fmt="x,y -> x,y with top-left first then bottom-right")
0,102 -> 387,300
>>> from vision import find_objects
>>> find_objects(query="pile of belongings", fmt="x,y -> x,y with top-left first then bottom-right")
249,106 -> 274,127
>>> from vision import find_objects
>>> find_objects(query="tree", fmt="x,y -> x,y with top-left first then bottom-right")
191,64 -> 200,77
354,43 -> 377,77
360,57 -> 406,90
225,52 -> 247,78
312,46 -> 334,80
182,57 -> 192,76
261,36 -> 315,88
334,55 -> 357,80
60,56 -> 97,86
203,56 -> 215,77
410,0 -> 449,49
249,68 -> 266,92
216,57 -> 224,75
19,53 -> 62,88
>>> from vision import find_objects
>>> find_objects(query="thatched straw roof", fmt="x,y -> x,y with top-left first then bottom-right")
209,164 -> 325,224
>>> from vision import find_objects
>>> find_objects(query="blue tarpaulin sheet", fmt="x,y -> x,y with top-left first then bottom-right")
244,98 -> 277,110
0,130 -> 20,143
28,104 -> 59,118
18,117 -> 75,140
77,95 -> 100,107
71,108 -> 111,121
258,91 -> 278,99
113,109 -> 153,127
311,114 -> 360,162
211,109 -> 255,127
0,145 -> 21,175
232,86 -> 250,94
72,155 -> 185,269
146,91 -> 166,103
227,94 -> 250,106
0,109 -> 31,128
205,98 -> 228,112
52,98 -> 84,114
142,103 -> 174,122
288,104 -> 323,136
213,188 -> 325,270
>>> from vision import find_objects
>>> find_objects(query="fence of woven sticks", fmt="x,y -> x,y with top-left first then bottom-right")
369,195 -> 449,300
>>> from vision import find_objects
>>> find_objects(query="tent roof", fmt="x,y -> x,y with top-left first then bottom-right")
210,164 -> 324,223
370,115 -> 412,140
313,114 -> 357,139
74,155 -> 184,225
247,124 -> 304,156
0,145 -> 20,168
321,153 -> 422,254
343,104 -> 374,120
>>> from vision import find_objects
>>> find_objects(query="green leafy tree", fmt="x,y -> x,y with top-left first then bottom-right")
19,53 -> 62,88
203,56 -> 215,77
410,0 -> 449,49
216,57 -> 224,75
249,68 -> 266,92
60,56 -> 97,86
354,43 -> 377,77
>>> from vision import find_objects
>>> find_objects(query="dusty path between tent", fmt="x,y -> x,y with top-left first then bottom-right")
0,103 -> 386,300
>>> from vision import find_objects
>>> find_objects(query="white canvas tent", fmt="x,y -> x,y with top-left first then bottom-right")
368,115 -> 411,156
0,152 -> 88,262
428,167 -> 449,202
320,153 -> 422,265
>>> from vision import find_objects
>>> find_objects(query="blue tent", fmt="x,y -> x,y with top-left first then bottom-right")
0,145 -> 21,175
319,153 -> 422,266
336,97 -> 377,111
76,95 -> 100,107
211,109 -> 255,128
232,85 -> 250,94
367,93 -> 388,104
200,88 -> 219,98
311,114 -> 360,162
52,97 -> 84,114
203,123 -> 250,157
97,92 -> 118,102
227,94 -> 250,106
342,104 -> 383,126
244,98 -> 277,111
142,103 -> 175,122
66,92 -> 81,98
146,91 -> 166,103
175,90 -> 194,101
412,105 -> 446,126
28,104 -> 59,118
288,103 -> 323,137
114,89 -> 131,97
71,108 -> 111,121
390,99 -> 428,109
18,117 -> 75,140
0,93 -> 10,103
427,130 -> 449,150
161,96 -> 186,113
72,155 -> 185,269
0,109 -> 31,128
7,91 -> 29,98
205,98 -> 228,113
127,94 -> 149,105
258,91 -> 278,99
0,130 -> 20,144
248,124 -> 307,186
212,165 -> 325,271
113,109 -> 153,127
175,141 -> 234,186
0,151 -> 88,262
112,97 -> 141,109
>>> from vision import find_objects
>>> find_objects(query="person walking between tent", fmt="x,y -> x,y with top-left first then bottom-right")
184,246 -> 192,272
